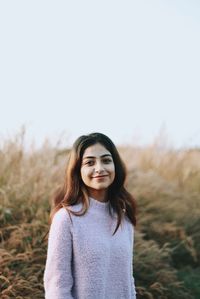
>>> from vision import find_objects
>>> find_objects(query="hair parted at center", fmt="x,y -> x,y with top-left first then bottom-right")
49,132 -> 136,236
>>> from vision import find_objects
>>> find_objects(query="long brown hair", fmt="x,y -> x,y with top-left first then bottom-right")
43,132 -> 136,240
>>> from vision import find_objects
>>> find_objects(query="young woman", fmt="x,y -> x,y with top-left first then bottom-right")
43,132 -> 137,299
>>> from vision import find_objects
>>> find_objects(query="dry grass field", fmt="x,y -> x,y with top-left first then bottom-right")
0,131 -> 200,298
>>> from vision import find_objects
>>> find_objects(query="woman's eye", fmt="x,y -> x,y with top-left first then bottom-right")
86,160 -> 94,166
103,158 -> 112,164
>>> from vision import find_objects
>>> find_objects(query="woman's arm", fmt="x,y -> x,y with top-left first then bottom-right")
43,208 -> 74,299
131,225 -> 137,299
131,276 -> 137,299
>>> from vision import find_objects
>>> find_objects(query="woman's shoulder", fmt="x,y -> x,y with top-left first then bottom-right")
53,203 -> 83,222
52,208 -> 69,223
54,207 -> 70,217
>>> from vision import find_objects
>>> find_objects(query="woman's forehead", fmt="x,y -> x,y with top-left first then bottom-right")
82,143 -> 111,158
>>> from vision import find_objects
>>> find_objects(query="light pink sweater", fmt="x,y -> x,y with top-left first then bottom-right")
43,197 -> 136,299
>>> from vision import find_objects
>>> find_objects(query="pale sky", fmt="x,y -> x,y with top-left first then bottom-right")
0,1 -> 200,149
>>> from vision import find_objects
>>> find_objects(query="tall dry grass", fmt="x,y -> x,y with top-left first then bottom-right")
0,130 -> 199,298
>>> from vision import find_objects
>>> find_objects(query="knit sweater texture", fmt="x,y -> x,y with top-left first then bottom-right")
43,197 -> 136,299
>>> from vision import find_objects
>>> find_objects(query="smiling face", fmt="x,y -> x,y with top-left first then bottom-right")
80,143 -> 115,201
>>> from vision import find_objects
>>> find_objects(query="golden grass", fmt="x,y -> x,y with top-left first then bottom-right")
0,130 -> 199,298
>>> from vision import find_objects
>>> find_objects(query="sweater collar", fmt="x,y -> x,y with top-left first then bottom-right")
89,197 -> 110,210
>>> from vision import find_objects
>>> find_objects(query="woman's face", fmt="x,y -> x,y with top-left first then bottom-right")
80,143 -> 115,200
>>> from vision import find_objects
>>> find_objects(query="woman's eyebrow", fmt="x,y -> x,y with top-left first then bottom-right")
83,154 -> 112,160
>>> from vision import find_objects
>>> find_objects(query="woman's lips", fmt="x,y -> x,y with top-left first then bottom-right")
92,175 -> 108,178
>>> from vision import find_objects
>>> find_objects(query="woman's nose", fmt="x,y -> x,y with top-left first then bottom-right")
95,162 -> 104,173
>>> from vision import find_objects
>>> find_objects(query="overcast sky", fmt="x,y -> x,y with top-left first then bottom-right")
0,0 -> 200,149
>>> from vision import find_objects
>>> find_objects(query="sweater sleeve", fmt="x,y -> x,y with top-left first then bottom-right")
43,208 -> 74,299
131,276 -> 137,299
131,225 -> 137,299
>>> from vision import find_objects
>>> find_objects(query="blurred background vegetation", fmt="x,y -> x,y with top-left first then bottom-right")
0,129 -> 200,299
